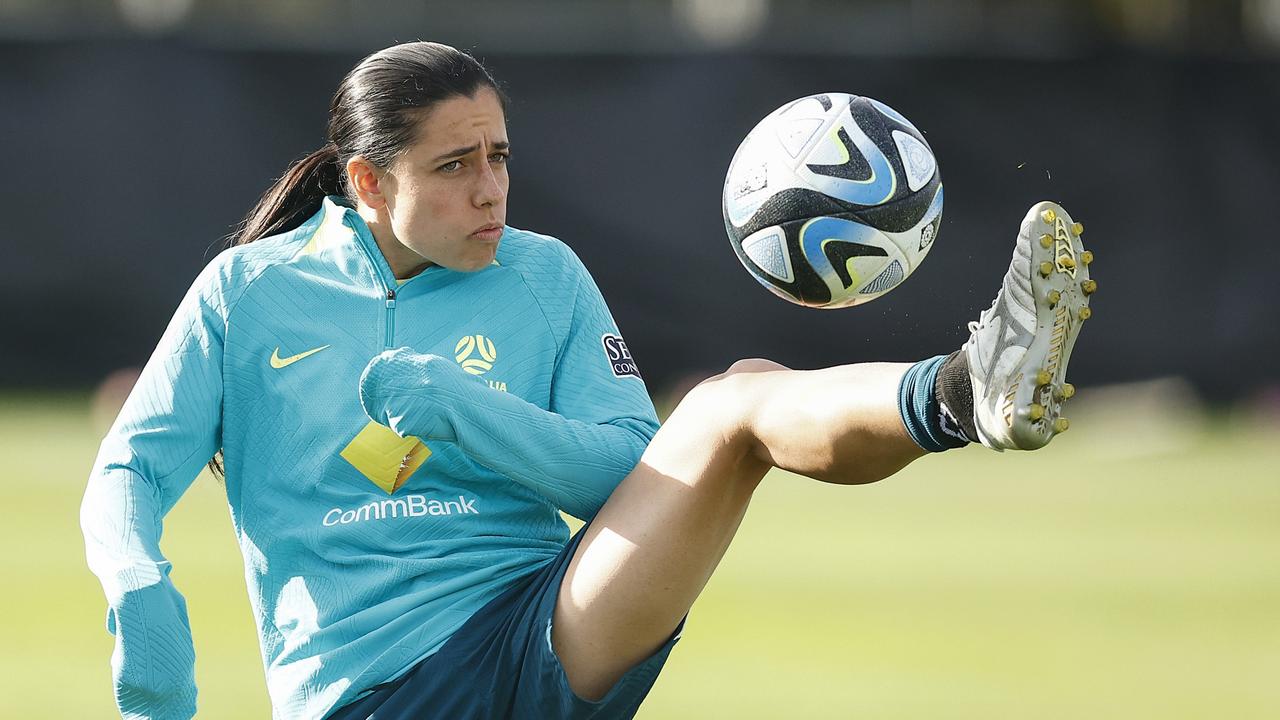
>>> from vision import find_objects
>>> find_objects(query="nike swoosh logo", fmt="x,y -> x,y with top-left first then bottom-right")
270,345 -> 331,369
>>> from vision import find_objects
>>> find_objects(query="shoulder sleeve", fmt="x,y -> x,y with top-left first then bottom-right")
549,244 -> 659,437
80,248 -> 236,720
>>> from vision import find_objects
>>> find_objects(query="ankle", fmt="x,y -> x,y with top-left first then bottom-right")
897,354 -> 970,452
934,350 -> 977,444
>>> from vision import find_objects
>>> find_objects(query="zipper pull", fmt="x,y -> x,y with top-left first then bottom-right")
385,289 -> 396,309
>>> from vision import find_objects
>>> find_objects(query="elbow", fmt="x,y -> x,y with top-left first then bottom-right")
80,466 -> 110,544
80,459 -> 125,541
80,466 -> 163,593
611,416 -> 658,457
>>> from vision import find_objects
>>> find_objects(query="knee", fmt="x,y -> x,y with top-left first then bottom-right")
656,377 -> 767,490
669,367 -> 758,441
672,361 -> 782,450
666,358 -> 789,442
686,358 -> 789,417
723,357 -> 789,376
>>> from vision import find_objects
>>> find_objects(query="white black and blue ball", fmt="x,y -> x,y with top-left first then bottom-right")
722,92 -> 943,308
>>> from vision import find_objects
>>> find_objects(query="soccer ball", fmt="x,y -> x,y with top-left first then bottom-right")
722,93 -> 943,308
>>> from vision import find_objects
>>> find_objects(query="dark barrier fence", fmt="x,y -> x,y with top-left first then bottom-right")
2,41 -> 1278,400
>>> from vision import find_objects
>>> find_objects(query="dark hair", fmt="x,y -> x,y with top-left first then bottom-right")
207,41 -> 506,480
233,41 -> 506,248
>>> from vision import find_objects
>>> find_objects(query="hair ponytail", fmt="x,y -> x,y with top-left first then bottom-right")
232,143 -> 343,248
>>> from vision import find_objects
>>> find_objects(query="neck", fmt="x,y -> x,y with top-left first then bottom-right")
358,205 -> 432,280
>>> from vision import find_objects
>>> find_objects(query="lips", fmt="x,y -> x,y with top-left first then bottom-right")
470,223 -> 504,242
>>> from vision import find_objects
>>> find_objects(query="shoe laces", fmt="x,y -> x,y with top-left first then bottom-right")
967,295 -> 1001,336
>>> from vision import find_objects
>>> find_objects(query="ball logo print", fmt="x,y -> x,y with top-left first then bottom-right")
918,222 -> 936,252
722,92 -> 943,308
454,334 -> 497,375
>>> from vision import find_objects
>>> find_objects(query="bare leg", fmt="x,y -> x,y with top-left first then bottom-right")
553,359 -> 926,699
552,199 -> 1099,700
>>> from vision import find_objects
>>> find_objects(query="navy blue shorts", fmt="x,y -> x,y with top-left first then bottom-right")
327,525 -> 682,720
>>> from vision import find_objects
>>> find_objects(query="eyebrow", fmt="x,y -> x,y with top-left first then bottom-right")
432,140 -> 510,163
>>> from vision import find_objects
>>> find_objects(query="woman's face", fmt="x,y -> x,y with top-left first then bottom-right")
368,87 -> 510,275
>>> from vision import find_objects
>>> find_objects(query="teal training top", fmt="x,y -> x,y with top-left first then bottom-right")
80,197 -> 660,720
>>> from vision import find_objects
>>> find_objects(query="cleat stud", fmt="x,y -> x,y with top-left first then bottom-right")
1061,382 -> 1076,399
1041,209 -> 1057,223
1036,370 -> 1052,386
1039,261 -> 1053,277
1081,250 -> 1094,265
1060,256 -> 1077,269
1082,279 -> 1097,294
1039,233 -> 1053,249
1054,418 -> 1070,433
1072,222 -> 1084,235
1028,403 -> 1046,421
1079,306 -> 1092,321
1046,289 -> 1061,306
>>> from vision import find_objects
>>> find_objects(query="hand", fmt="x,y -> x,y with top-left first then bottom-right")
358,347 -> 469,441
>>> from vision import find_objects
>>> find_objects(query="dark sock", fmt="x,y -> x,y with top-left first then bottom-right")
897,354 -> 969,452
935,350 -> 977,444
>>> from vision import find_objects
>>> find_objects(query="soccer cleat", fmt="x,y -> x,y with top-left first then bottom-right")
964,201 -> 1093,450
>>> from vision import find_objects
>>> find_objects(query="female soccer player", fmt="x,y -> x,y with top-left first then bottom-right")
81,42 -> 1093,720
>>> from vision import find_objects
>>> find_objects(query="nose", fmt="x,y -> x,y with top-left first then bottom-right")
474,161 -> 506,209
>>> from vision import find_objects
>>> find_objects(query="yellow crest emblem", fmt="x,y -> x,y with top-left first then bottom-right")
454,334 -> 497,375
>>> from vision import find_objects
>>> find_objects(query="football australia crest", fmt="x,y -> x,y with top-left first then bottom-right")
454,334 -> 507,391
455,334 -> 497,374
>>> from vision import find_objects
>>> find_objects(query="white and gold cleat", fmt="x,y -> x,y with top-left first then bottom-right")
965,201 -> 1093,451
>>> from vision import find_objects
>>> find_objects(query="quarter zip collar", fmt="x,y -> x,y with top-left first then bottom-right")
324,195 -> 398,292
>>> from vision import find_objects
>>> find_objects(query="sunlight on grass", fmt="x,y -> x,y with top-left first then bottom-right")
4,392 -> 1277,719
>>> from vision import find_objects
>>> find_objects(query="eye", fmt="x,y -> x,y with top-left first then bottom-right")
489,151 -> 510,165
439,160 -> 463,173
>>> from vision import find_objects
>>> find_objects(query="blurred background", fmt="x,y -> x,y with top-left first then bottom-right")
2,0 -> 1277,718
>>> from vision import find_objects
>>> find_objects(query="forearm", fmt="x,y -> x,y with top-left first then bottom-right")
82,466 -> 198,720
362,350 -> 656,519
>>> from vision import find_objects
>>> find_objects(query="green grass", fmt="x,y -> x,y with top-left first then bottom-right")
4,393 -> 1278,718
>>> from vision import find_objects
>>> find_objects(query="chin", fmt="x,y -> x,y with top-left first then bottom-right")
452,253 -> 498,273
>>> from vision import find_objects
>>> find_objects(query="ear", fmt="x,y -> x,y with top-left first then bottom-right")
347,156 -> 390,210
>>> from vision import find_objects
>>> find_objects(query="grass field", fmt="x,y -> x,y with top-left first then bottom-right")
4,390 -> 1278,719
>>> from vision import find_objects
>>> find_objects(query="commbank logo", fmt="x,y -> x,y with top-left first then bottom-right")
322,494 -> 479,527
339,421 -> 431,494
